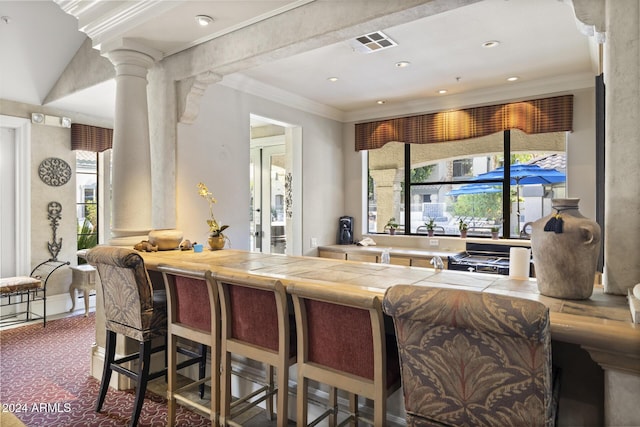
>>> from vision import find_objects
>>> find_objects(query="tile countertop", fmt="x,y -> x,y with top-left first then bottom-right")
318,244 -> 456,259
109,248 -> 638,375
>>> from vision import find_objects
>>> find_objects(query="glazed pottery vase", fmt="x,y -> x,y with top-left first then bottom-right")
530,198 -> 601,299
148,229 -> 183,250
208,234 -> 226,250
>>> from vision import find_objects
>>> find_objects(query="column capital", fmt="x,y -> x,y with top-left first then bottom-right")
107,49 -> 156,78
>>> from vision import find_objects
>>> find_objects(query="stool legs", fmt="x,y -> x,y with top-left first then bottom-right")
96,330 -> 116,412
130,340 -> 152,427
96,330 -> 155,427
199,344 -> 207,399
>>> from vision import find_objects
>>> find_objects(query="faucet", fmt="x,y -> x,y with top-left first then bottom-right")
430,256 -> 445,271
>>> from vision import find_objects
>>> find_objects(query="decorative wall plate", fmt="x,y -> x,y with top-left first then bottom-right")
38,157 -> 72,186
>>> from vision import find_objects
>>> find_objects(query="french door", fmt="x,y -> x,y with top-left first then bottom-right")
250,144 -> 286,253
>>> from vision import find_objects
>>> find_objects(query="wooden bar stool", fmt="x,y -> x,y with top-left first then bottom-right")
287,280 -> 401,427
159,264 -> 220,427
214,269 -> 296,427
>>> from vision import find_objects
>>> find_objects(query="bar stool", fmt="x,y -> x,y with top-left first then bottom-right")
215,269 -> 296,427
86,246 -> 167,427
382,286 -> 560,427
159,264 -> 220,427
287,280 -> 401,426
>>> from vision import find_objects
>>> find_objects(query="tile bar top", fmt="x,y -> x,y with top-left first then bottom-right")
136,249 -> 639,375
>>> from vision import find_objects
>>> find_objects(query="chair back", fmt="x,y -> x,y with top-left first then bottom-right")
159,265 -> 217,338
86,246 -> 164,341
288,280 -> 398,391
215,269 -> 292,360
383,285 -> 553,427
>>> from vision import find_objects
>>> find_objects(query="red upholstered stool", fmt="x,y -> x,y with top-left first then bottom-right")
215,269 -> 296,427
159,265 -> 219,426
287,280 -> 401,427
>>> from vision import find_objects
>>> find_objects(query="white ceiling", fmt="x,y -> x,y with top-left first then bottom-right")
0,0 -> 595,124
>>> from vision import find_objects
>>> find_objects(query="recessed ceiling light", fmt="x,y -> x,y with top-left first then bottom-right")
438,89 -> 448,94
482,40 -> 500,48
507,76 -> 519,82
376,100 -> 386,105
195,15 -> 213,26
395,61 -> 411,68
327,77 -> 339,82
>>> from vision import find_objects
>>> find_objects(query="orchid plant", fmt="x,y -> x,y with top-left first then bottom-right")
198,182 -> 229,237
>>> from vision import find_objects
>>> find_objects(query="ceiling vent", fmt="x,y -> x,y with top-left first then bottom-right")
349,31 -> 397,53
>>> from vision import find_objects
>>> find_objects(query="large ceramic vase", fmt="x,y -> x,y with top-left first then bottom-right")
530,198 -> 601,299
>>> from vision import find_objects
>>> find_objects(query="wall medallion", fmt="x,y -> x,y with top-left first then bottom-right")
38,157 -> 72,186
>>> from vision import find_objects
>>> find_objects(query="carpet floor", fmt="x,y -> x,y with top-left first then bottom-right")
0,314 -> 214,426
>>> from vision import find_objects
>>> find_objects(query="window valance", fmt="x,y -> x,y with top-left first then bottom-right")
71,123 -> 113,152
355,95 -> 573,151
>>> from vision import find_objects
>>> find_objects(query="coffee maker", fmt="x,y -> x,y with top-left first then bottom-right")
338,216 -> 354,245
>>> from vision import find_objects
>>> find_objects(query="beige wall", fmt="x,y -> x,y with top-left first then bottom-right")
175,83 -> 344,256
0,100 -> 112,296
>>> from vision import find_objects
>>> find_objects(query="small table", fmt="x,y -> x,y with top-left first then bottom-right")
69,264 -> 96,317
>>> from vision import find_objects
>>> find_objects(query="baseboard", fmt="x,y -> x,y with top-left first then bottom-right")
0,292 -> 96,321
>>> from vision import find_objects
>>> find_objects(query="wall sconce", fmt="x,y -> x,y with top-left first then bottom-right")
31,113 -> 72,128
32,113 -> 45,124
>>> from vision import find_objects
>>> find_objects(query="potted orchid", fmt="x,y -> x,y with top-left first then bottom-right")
198,182 -> 229,249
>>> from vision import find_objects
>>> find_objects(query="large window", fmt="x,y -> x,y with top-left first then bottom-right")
367,130 -> 566,238
76,150 -> 98,260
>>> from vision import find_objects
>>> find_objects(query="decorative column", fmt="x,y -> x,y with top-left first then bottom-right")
602,0 -> 640,296
107,49 -> 155,245
370,169 -> 402,233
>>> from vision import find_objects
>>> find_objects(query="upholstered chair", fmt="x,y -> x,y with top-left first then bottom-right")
215,269 -> 296,427
159,265 -> 219,427
86,246 -> 168,427
287,280 -> 401,427
382,285 -> 559,427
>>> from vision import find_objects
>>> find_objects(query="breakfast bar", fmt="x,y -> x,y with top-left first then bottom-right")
90,248 -> 639,426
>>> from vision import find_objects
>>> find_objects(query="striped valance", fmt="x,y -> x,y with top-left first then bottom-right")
71,124 -> 113,152
355,95 -> 573,151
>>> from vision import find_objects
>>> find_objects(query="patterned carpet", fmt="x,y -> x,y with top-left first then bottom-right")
0,314 -> 212,426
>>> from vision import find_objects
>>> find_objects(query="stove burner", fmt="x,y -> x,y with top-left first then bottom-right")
446,243 -> 531,276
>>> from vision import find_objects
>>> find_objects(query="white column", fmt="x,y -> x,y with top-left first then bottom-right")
602,0 -> 640,295
107,49 -> 155,245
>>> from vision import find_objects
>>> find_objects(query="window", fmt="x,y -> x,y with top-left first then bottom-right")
367,130 -> 566,238
76,150 -> 98,260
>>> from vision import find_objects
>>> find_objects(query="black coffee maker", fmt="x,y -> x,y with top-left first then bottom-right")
338,216 -> 354,245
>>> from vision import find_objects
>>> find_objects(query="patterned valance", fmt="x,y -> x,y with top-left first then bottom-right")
355,95 -> 573,151
71,124 -> 113,152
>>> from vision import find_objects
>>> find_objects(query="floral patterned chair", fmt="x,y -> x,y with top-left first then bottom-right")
382,285 -> 559,427
86,246 -> 168,427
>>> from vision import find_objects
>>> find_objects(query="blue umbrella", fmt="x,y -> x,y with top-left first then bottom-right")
472,163 -> 565,185
471,163 -> 566,228
447,184 -> 501,196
